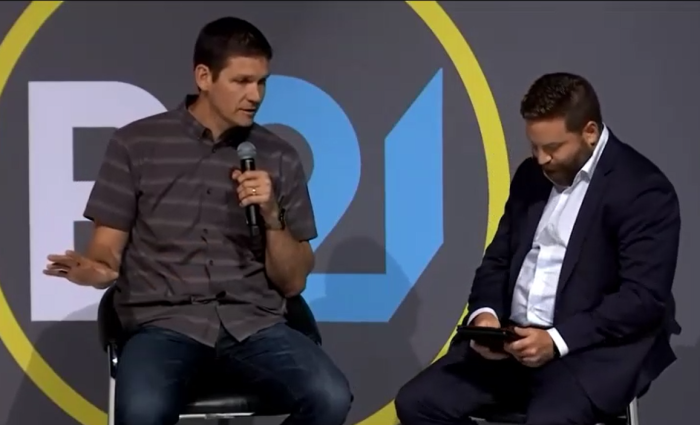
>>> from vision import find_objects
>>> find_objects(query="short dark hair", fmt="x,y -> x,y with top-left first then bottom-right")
193,17 -> 273,80
519,72 -> 603,133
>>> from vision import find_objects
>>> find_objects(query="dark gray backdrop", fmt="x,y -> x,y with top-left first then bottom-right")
0,1 -> 697,425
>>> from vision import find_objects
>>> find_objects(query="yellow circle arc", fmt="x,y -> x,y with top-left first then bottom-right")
0,1 -> 510,425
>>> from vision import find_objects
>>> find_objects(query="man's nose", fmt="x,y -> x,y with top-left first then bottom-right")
535,151 -> 551,166
247,86 -> 262,103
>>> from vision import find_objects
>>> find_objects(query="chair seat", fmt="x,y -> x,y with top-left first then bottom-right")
469,406 -> 628,425
470,407 -> 527,424
182,390 -> 286,416
180,367 -> 287,417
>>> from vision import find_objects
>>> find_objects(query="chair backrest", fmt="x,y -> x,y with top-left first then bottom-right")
97,285 -> 123,351
96,287 -> 323,350
284,295 -> 322,345
666,295 -> 681,335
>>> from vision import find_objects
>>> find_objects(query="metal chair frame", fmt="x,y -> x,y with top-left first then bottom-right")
469,396 -> 640,425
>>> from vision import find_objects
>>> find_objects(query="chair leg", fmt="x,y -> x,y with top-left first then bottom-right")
108,376 -> 116,425
627,397 -> 639,425
108,349 -> 116,425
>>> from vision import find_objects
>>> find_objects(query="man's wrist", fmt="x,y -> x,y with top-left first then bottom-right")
265,219 -> 283,231
467,308 -> 499,326
552,341 -> 560,358
263,207 -> 286,231
546,328 -> 569,358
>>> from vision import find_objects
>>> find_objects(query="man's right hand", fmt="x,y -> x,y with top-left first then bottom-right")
469,312 -> 510,360
44,250 -> 117,288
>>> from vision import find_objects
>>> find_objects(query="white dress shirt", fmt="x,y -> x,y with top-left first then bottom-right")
469,126 -> 610,357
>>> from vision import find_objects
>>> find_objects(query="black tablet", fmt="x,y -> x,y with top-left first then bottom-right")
456,325 -> 521,351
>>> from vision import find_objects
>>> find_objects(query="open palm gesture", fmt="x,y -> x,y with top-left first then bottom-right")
43,250 -> 117,287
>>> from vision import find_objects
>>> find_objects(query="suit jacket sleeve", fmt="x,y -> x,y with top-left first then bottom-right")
555,172 -> 681,354
465,160 -> 529,323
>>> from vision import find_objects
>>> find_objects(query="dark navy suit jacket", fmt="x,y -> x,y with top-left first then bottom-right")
467,131 -> 681,413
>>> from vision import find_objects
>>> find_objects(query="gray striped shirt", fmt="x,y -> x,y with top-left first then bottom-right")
84,95 -> 317,346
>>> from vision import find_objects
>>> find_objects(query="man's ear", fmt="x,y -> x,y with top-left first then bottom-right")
582,121 -> 600,146
194,64 -> 212,92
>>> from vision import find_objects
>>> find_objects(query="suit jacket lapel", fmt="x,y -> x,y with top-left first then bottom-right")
555,136 -> 620,299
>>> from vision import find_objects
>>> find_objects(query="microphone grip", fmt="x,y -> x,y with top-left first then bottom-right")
240,158 -> 260,230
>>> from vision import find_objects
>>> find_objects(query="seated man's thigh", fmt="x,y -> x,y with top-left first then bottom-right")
526,360 -> 598,425
220,323 -> 352,425
395,343 -> 526,425
114,327 -> 210,425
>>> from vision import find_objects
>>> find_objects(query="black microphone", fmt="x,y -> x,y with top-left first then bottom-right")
236,141 -> 261,235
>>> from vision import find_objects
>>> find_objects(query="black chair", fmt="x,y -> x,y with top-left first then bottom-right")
97,286 -> 323,424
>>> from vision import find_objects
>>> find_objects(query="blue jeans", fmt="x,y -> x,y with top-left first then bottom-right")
114,323 -> 352,425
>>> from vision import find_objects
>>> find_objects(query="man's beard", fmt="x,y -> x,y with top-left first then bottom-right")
545,146 -> 594,187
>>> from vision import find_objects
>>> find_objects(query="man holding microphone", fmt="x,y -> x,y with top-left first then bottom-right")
43,16 -> 352,425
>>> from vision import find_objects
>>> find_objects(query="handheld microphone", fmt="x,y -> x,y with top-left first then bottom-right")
236,141 -> 260,234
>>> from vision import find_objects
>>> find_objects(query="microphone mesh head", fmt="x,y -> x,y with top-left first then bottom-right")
237,141 -> 257,160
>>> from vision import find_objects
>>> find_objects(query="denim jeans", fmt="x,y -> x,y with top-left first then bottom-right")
114,323 -> 352,425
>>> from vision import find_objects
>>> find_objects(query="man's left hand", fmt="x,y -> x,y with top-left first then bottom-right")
504,327 -> 555,368
232,169 -> 279,222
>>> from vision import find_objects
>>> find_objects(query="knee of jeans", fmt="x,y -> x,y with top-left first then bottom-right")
115,392 -> 178,425
298,373 -> 353,421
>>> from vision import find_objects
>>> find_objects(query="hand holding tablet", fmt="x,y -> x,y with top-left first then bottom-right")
456,325 -> 522,352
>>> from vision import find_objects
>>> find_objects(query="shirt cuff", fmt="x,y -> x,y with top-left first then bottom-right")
547,328 -> 570,357
467,308 -> 498,325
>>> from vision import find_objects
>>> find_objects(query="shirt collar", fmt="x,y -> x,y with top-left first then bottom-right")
177,95 -> 208,140
577,124 -> 609,181
175,95 -> 253,146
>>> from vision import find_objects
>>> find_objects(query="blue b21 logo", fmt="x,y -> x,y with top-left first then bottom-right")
256,70 -> 443,323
